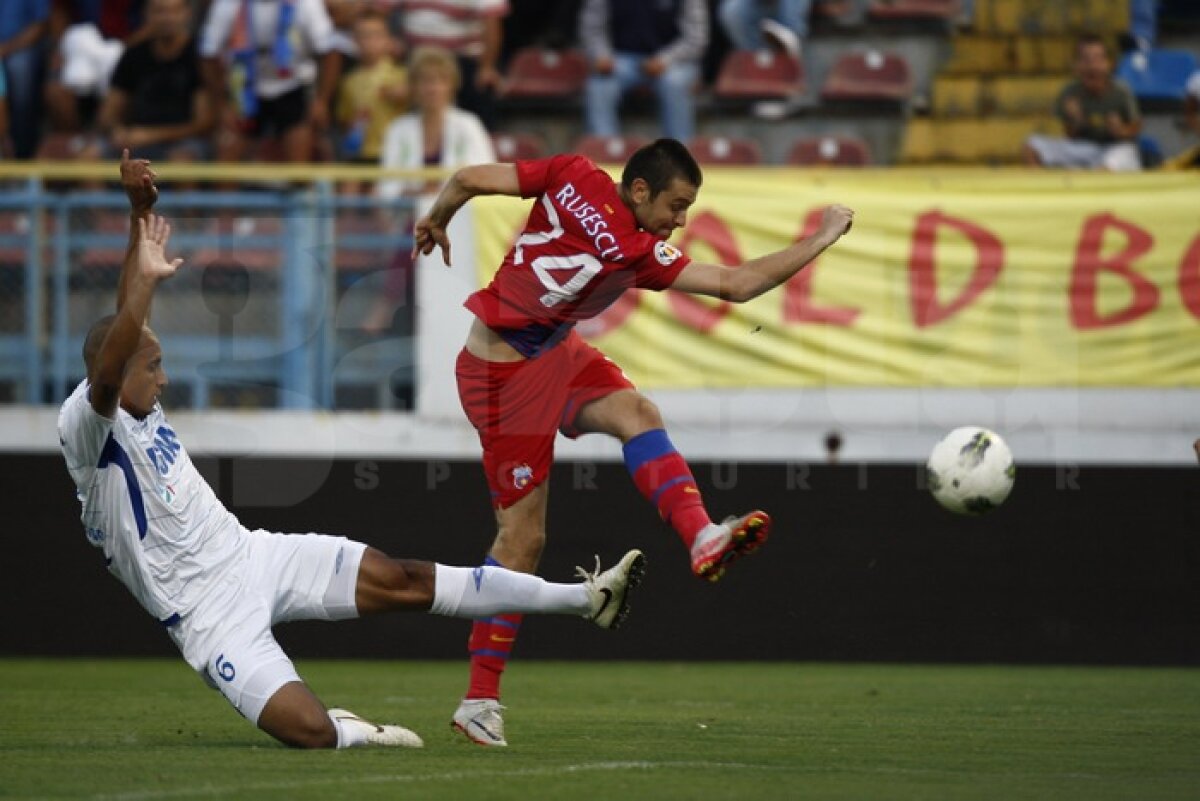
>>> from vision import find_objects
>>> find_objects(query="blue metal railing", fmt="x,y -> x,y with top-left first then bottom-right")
0,180 -> 415,409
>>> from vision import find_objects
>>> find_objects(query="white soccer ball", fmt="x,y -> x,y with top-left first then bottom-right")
926,426 -> 1015,515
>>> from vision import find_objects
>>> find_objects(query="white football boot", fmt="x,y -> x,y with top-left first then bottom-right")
579,549 -> 647,630
327,708 -> 424,748
451,698 -> 508,747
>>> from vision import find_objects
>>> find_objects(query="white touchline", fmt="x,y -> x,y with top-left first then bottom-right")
92,761 -> 793,801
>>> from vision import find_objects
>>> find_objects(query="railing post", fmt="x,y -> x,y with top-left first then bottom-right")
24,178 -> 44,404
50,196 -> 71,403
280,189 -> 317,409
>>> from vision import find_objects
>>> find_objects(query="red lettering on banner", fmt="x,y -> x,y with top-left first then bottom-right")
909,210 -> 1004,328
1069,213 -> 1158,329
783,208 -> 860,326
1178,233 -> 1200,321
668,210 -> 738,333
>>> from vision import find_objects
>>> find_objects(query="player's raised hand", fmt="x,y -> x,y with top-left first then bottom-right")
818,204 -> 854,242
412,215 -> 452,266
136,215 -> 184,282
120,149 -> 158,214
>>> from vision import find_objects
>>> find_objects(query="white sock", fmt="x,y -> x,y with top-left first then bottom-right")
430,563 -> 590,618
327,710 -> 371,749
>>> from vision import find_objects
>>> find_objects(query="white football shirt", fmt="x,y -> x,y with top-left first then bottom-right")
58,380 -> 245,624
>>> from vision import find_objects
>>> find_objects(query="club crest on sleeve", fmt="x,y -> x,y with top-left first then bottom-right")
512,463 -> 533,489
654,241 -> 682,266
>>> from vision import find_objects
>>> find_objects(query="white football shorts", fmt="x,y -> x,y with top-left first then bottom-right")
167,528 -> 367,723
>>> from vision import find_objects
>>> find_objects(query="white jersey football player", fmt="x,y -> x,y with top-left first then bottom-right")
57,153 -> 646,749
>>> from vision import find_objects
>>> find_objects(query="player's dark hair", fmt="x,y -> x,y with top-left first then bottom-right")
82,315 -> 118,371
621,138 -> 703,198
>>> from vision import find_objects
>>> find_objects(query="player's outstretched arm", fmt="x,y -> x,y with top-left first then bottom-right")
89,216 -> 183,417
670,204 -> 854,302
412,163 -> 520,265
117,149 -> 158,314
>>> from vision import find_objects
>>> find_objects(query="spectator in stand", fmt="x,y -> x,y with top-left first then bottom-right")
0,66 -> 10,159
718,0 -> 808,59
335,10 -> 408,178
0,0 -> 50,158
1163,69 -> 1200,169
1128,0 -> 1158,52
502,0 -> 580,56
81,0 -> 212,163
365,46 -> 493,333
1184,70 -> 1200,138
325,0 -> 363,61
200,0 -> 342,165
395,0 -> 508,132
43,0 -> 147,137
717,0 -> 808,119
1024,35 -> 1142,172
579,0 -> 708,143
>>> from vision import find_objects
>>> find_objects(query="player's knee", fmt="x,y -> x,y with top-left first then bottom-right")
632,394 -> 663,432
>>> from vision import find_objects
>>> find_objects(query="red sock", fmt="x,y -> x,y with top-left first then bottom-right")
624,430 -> 712,549
466,613 -> 523,700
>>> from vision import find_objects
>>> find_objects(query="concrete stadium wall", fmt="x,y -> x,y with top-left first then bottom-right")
5,454 -> 1197,665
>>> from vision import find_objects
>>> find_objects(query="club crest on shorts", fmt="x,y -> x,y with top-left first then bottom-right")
654,240 -> 682,266
512,463 -> 533,490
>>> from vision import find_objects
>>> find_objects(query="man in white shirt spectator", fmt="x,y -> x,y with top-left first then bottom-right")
199,0 -> 342,163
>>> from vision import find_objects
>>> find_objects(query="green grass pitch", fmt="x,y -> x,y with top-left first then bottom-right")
2,659 -> 1198,800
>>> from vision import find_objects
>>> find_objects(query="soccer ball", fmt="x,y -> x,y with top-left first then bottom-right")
925,426 -> 1015,515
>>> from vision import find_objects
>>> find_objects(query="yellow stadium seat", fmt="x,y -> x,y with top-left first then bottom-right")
899,118 -> 938,163
1013,36 -> 1076,74
943,36 -> 1012,75
938,119 -> 991,163
932,76 -> 983,116
991,76 -> 1067,115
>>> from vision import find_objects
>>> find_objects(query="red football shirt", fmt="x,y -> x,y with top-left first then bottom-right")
464,154 -> 691,356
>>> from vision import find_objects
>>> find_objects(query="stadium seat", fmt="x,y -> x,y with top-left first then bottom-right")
0,212 -> 35,273
334,211 -> 395,275
898,118 -> 937,163
491,132 -> 548,161
502,48 -> 588,99
943,36 -> 1012,75
687,136 -> 763,165
1117,49 -> 1199,102
990,75 -> 1066,115
1013,36 -> 1074,74
814,0 -> 855,19
932,75 -> 983,116
191,217 -> 282,272
714,50 -> 804,100
867,0 -> 958,21
787,135 -> 872,165
572,135 -> 651,164
821,51 -> 913,102
78,211 -> 130,270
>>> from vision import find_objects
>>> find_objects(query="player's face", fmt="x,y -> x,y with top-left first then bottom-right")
120,330 -> 168,418
631,177 -> 698,238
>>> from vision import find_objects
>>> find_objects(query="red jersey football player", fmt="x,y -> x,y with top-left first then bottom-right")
413,138 -> 854,746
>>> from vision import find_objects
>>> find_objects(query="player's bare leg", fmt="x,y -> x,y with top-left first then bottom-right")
257,679 -> 423,750
453,483 -> 550,746
574,389 -> 771,582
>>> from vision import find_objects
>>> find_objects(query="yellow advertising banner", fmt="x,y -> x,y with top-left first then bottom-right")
473,168 -> 1200,387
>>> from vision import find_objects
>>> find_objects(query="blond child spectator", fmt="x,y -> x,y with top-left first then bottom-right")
335,11 -> 408,166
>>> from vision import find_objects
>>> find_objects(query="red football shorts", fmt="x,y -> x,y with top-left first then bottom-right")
456,330 -> 635,508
